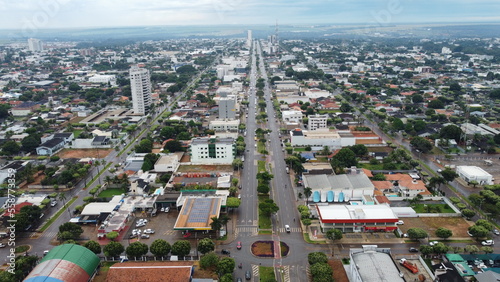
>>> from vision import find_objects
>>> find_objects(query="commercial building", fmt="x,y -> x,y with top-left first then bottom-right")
282,110 -> 303,123
209,119 -> 240,132
190,137 -> 235,165
154,153 -> 182,173
456,166 -> 493,186
317,204 -> 399,233
89,74 -> 117,86
130,65 -> 152,115
28,38 -> 43,52
24,244 -> 100,282
303,169 -> 374,203
350,245 -> 404,282
307,114 -> 328,130
290,128 -> 355,149
106,262 -> 194,282
218,95 -> 237,119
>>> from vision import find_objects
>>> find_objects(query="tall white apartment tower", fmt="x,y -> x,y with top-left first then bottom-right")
247,30 -> 252,48
219,95 -> 236,119
308,114 -> 328,131
129,65 -> 152,115
28,38 -> 43,52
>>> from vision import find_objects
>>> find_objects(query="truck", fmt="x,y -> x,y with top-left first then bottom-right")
400,258 -> 419,274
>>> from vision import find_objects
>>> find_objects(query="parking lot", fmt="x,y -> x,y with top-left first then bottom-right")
398,217 -> 473,239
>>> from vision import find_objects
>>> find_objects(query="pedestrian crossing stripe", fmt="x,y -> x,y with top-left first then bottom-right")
279,227 -> 301,233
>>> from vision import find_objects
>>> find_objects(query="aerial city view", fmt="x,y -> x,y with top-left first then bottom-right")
0,1 -> 500,282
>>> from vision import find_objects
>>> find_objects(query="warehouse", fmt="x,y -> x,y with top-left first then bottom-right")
24,244 -> 100,282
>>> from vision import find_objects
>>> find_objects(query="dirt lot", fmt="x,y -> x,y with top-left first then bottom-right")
329,260 -> 349,282
177,164 -> 233,173
399,217 -> 474,238
57,148 -> 113,159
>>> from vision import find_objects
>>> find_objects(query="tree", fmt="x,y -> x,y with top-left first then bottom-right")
210,216 -> 223,236
411,94 -> 424,103
303,187 -> 313,205
392,118 -> 405,131
427,99 -> 445,109
432,242 -> 450,255
198,238 -> 215,255
475,219 -> 493,231
435,227 -> 452,239
171,240 -> 191,257
330,147 -> 357,170
449,82 -> 461,92
217,257 -> 235,276
468,225 -> 488,238
419,245 -> 433,257
462,209 -> 476,219
310,262 -> 334,282
349,144 -> 368,157
150,239 -> 171,257
465,245 -> 480,254
103,241 -> 124,257
440,169 -> 458,183
340,103 -> 352,112
164,140 -> 183,152
308,252 -> 328,265
83,240 -> 102,254
2,140 -> 20,155
106,231 -> 119,241
481,246 -> 494,254
439,125 -> 463,142
257,184 -> 270,194
402,71 -> 413,79
410,137 -> 433,153
21,136 -> 40,152
126,241 -> 149,258
259,199 -> 279,216
58,222 -> 83,240
220,273 -> 233,282
200,252 -> 219,269
325,229 -> 343,241
407,228 -> 428,240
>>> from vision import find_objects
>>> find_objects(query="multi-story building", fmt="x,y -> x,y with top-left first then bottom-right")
218,95 -> 237,119
28,38 -> 43,52
307,114 -> 328,130
190,137 -> 235,164
129,65 -> 152,115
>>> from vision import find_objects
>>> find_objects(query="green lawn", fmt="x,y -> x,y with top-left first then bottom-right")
258,195 -> 272,229
72,130 -> 83,138
259,266 -> 277,282
98,188 -> 124,198
412,203 -> 455,213
258,160 -> 266,173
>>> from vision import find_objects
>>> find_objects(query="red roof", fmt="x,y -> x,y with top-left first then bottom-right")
3,202 -> 33,217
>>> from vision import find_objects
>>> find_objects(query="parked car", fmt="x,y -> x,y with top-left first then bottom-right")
285,225 -> 291,233
494,229 -> 500,235
165,207 -> 170,213
144,229 -> 155,234
409,247 -> 419,253
482,240 -> 494,246
129,234 -> 138,239
237,241 -> 242,250
467,230 -> 473,237
0,243 -> 6,248
396,220 -> 404,225
141,234 -> 150,239
221,249 -> 230,255
50,201 -> 57,207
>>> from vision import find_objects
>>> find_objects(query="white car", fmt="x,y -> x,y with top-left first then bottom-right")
482,240 -> 494,246
396,220 -> 404,225
50,201 -> 57,207
285,225 -> 291,233
144,229 -> 155,234
429,241 -> 439,246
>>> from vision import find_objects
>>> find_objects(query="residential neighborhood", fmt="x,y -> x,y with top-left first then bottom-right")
0,25 -> 500,282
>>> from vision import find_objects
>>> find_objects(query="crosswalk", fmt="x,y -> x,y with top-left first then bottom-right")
281,265 -> 291,282
32,231 -> 57,240
236,226 -> 258,237
251,264 -> 260,278
162,230 -> 177,236
278,227 -> 301,233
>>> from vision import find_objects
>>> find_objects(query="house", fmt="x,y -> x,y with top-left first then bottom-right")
91,136 -> 110,146
154,153 -> 182,173
10,102 -> 40,116
129,179 -> 150,195
36,138 -> 65,156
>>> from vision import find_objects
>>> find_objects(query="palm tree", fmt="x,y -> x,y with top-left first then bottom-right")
219,215 -> 231,234
210,216 -> 223,237
58,193 -> 71,217
303,187 -> 312,206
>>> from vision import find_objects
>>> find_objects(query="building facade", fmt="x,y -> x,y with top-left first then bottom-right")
307,114 -> 328,130
130,65 -> 152,115
190,137 -> 235,164
218,95 -> 237,119
28,38 -> 43,52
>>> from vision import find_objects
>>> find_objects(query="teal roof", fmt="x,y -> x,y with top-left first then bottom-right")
41,244 -> 100,276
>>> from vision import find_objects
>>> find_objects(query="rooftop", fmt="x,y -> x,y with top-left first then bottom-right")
317,204 -> 398,221
106,262 -> 193,282
350,246 -> 404,282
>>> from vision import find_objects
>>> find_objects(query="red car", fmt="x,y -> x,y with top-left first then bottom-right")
236,241 -> 242,250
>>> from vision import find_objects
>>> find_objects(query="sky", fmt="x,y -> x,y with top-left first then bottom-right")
0,0 -> 499,30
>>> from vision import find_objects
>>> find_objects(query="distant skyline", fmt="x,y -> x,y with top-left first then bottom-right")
0,0 -> 499,30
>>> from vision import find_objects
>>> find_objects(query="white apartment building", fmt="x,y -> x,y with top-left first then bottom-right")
129,65 -> 152,115
28,38 -> 43,52
190,137 -> 235,165
89,74 -> 117,86
308,114 -> 328,130
282,110 -> 303,123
